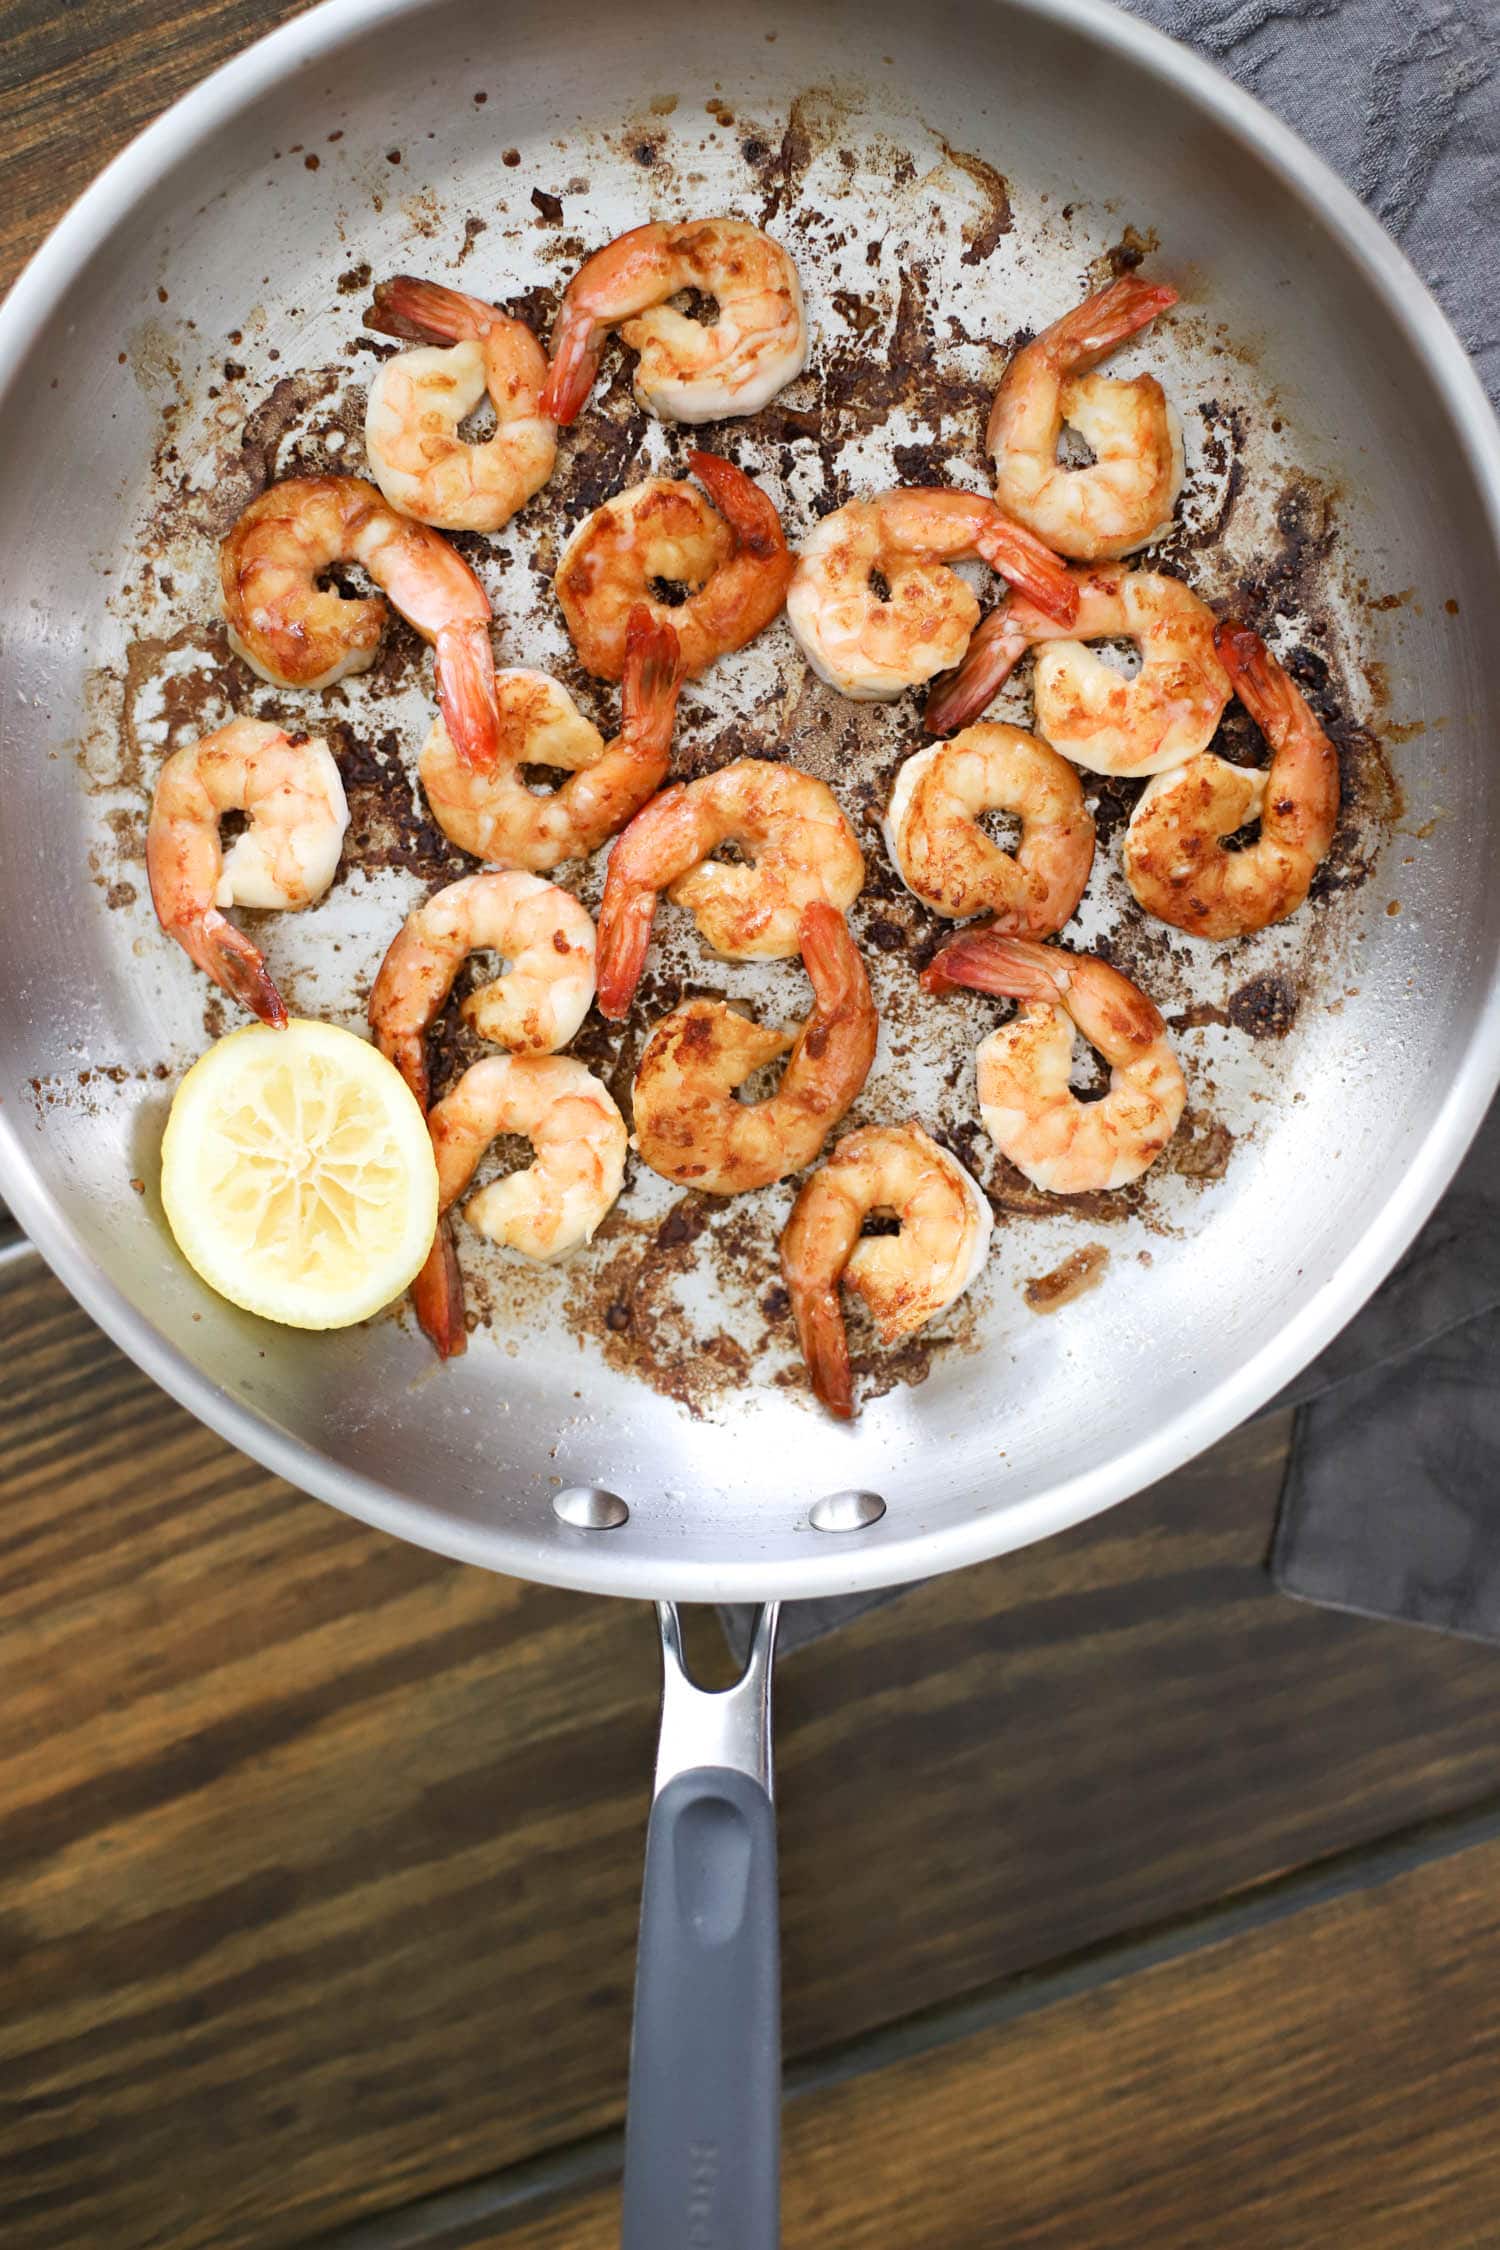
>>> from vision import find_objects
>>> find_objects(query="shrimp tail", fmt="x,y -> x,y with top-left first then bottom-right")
1213,620 -> 1293,730
411,1219 -> 468,1359
1046,275 -> 1180,367
182,908 -> 289,1028
975,515 -> 1078,626
799,902 -> 870,1016
921,928 -> 1060,1005
924,609 -> 1025,735
688,450 -> 787,562
366,275 -> 496,345
622,603 -> 686,739
595,887 -> 658,1020
434,620 -> 501,772
540,310 -> 603,424
789,1277 -> 855,1420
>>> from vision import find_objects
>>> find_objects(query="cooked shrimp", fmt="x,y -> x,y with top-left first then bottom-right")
541,217 -> 808,425
923,932 -> 1186,1192
633,903 -> 877,1195
146,718 -> 348,1026
780,1123 -> 992,1420
596,759 -> 865,1017
220,474 -> 501,771
428,1055 -> 628,1260
786,488 -> 1077,701
363,275 -> 556,532
418,607 -> 684,871
554,450 -> 793,680
369,872 -> 595,1108
925,564 -> 1229,772
884,724 -> 1094,930
1123,623 -> 1341,938
988,275 -> 1184,561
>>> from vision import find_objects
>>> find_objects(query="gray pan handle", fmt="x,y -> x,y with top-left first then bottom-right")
621,1602 -> 782,2250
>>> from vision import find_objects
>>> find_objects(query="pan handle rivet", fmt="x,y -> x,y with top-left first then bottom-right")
553,1485 -> 630,1530
809,1489 -> 886,1533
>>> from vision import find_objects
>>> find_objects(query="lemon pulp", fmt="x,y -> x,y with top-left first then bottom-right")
160,1019 -> 439,1330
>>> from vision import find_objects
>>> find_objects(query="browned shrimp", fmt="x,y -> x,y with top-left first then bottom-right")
419,607 -> 684,870
363,275 -> 555,531
595,760 -> 864,1018
554,450 -> 794,680
781,1123 -> 992,1419
541,218 -> 807,425
988,275 -> 1184,560
632,904 -> 878,1194
220,473 -> 501,770
1123,623 -> 1341,937
146,718 -> 348,1025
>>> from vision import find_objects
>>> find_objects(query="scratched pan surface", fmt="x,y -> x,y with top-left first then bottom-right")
1,0 -> 1498,1599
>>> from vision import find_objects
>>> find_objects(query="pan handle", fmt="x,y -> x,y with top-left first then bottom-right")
621,1602 -> 782,2250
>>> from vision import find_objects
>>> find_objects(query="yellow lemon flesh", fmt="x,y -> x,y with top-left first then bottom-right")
160,1019 -> 439,1330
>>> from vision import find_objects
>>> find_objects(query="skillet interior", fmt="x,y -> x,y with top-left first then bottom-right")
1,0 -> 1497,1598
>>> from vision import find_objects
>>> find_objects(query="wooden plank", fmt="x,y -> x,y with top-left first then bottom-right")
479,1827 -> 1500,2250
4,1251 -> 1500,2248
0,0 -> 316,295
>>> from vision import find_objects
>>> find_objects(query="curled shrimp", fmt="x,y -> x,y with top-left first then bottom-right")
220,473 -> 501,771
554,450 -> 794,681
1124,623 -> 1341,938
541,217 -> 808,425
785,488 -> 1077,702
363,275 -> 556,532
429,1056 -> 628,1262
596,759 -> 865,1018
780,1123 -> 993,1420
923,932 -> 1186,1192
925,564 -> 1230,772
369,872 -> 595,1107
884,724 -> 1094,930
372,871 -> 596,1356
419,607 -> 685,871
146,718 -> 348,1026
632,903 -> 877,1195
988,275 -> 1184,561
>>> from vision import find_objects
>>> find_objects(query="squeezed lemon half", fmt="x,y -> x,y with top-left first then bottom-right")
160,1019 -> 439,1330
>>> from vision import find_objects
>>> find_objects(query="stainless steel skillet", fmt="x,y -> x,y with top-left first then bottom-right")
2,0 -> 1498,2237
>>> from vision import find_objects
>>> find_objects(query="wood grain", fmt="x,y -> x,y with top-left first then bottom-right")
4,1252 -> 1500,2248
0,0 -> 317,296
481,1829 -> 1500,2250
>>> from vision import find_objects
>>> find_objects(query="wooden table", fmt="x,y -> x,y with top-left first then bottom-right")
6,7 -> 1500,2244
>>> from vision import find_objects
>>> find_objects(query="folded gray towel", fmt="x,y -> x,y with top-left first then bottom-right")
723,0 -> 1500,1665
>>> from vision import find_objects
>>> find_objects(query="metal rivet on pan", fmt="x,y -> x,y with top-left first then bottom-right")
809,1489 -> 887,1533
552,1485 -> 630,1530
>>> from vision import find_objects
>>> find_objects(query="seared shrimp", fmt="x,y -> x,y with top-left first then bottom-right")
633,903 -> 877,1195
925,565 -> 1229,772
924,933 -> 1186,1192
781,1123 -> 992,1420
220,474 -> 501,771
429,1055 -> 627,1260
786,489 -> 1077,701
420,608 -> 684,871
369,872 -> 595,1108
363,275 -> 556,532
147,718 -> 348,1026
556,451 -> 793,681
1124,623 -> 1340,938
988,276 -> 1184,561
885,724 -> 1094,930
596,759 -> 865,1017
541,217 -> 808,425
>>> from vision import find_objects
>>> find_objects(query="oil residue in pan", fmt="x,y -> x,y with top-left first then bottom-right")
74,86 -> 1403,1420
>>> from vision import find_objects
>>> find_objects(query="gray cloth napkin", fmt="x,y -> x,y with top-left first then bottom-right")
724,0 -> 1500,1665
